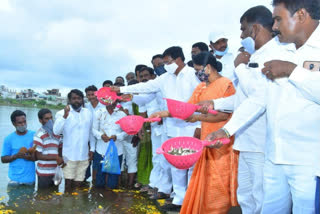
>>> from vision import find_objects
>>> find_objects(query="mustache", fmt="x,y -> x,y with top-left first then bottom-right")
272,30 -> 281,37
142,79 -> 148,82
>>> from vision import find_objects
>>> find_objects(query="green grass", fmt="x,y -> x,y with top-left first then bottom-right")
0,97 -> 64,110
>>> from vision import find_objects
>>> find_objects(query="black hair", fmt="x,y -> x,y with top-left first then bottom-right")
114,82 -> 125,87
151,54 -> 163,62
192,52 -> 222,72
115,76 -> 125,82
128,79 -> 139,85
135,64 -> 148,76
126,72 -> 136,78
11,110 -> 26,123
162,46 -> 185,62
38,108 -> 52,120
102,80 -> 113,86
85,85 -> 98,93
192,42 -> 209,52
272,0 -> 320,20
240,6 -> 274,32
140,67 -> 155,75
67,89 -> 84,100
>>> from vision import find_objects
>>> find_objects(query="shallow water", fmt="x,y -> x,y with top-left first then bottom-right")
0,106 -> 161,214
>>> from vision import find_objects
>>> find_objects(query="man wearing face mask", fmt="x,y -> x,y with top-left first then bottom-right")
151,54 -> 166,76
111,46 -> 200,212
1,110 -> 36,186
209,32 -> 237,84
53,89 -> 94,191
203,6 -> 274,214
34,109 -> 63,189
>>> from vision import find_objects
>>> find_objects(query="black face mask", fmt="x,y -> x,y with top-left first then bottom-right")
154,65 -> 167,76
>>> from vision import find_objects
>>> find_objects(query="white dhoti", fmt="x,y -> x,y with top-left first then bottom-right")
261,159 -> 316,214
157,135 -> 172,194
237,151 -> 264,214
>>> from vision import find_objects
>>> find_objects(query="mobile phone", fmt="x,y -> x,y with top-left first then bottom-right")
303,61 -> 320,72
248,63 -> 259,68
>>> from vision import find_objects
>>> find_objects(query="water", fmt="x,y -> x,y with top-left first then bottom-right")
0,106 -> 161,214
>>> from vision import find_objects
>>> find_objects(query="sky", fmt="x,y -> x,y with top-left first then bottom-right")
0,0 -> 272,96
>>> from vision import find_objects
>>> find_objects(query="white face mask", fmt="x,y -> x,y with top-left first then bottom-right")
164,63 -> 178,74
241,36 -> 255,54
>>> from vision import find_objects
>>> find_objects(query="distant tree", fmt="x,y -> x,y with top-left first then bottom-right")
38,100 -> 46,105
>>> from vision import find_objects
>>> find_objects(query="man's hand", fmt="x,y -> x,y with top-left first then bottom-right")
131,135 -> 140,147
110,135 -> 117,141
234,51 -> 251,68
56,156 -> 64,165
149,111 -> 170,118
22,153 -> 35,161
185,115 -> 199,123
262,60 -> 297,80
205,129 -> 228,149
88,152 -> 94,161
121,94 -> 133,102
196,100 -> 214,114
110,86 -> 120,93
63,105 -> 71,119
101,134 -> 110,142
193,128 -> 201,139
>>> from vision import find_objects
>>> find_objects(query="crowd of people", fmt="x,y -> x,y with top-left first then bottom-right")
2,0 -> 320,213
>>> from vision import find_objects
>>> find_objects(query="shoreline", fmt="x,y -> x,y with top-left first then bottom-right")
0,98 -> 64,110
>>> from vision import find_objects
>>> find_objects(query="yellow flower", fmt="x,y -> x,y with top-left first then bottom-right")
71,192 -> 78,196
98,205 -> 103,209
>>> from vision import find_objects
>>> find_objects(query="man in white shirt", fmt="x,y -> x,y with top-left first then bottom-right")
205,1 -> 320,213
53,89 -> 94,191
92,102 -> 127,188
111,46 -> 200,212
209,6 -> 274,214
209,32 -> 237,83
84,85 -> 105,183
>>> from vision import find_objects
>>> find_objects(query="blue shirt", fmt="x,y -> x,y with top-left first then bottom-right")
1,130 -> 36,183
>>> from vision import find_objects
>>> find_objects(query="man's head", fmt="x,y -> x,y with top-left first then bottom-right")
115,76 -> 125,85
191,42 -> 209,56
125,72 -> 136,84
38,109 -> 52,126
103,80 -> 113,87
272,0 -> 320,44
139,67 -> 155,82
209,32 -> 229,56
240,6 -> 273,51
135,64 -> 147,82
128,79 -> 139,85
151,54 -> 166,76
11,110 -> 27,133
162,46 -> 185,74
85,85 -> 98,104
67,89 -> 84,111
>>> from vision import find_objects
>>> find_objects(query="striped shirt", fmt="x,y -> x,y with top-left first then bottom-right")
33,128 -> 62,176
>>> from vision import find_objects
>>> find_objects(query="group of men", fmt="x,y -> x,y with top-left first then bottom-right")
1,0 -> 320,213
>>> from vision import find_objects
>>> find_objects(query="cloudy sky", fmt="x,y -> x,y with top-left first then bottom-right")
0,0 -> 272,96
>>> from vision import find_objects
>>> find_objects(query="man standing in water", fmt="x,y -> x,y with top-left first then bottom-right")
53,89 -> 94,191
1,110 -> 36,186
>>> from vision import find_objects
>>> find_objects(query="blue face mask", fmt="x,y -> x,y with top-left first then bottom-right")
241,37 -> 255,54
43,119 -> 54,136
214,47 -> 229,57
154,65 -> 167,76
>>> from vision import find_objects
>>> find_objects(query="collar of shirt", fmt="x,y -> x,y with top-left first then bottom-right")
303,22 -> 320,49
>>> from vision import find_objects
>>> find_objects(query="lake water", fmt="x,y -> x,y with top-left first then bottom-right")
0,106 -> 161,214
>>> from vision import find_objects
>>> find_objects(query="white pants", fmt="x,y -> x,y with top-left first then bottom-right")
122,141 -> 138,173
149,133 -> 163,188
157,135 -> 172,194
237,151 -> 264,214
261,159 -> 316,214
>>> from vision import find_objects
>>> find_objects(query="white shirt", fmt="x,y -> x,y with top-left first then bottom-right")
223,27 -> 320,166
217,52 -> 237,85
85,101 -> 105,150
215,39 -> 284,153
92,108 -> 128,156
53,107 -> 93,161
121,65 -> 200,137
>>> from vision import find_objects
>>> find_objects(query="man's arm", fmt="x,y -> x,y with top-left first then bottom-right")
53,106 -> 70,135
120,77 -> 163,94
289,66 -> 320,104
92,110 -> 104,140
213,95 -> 235,112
